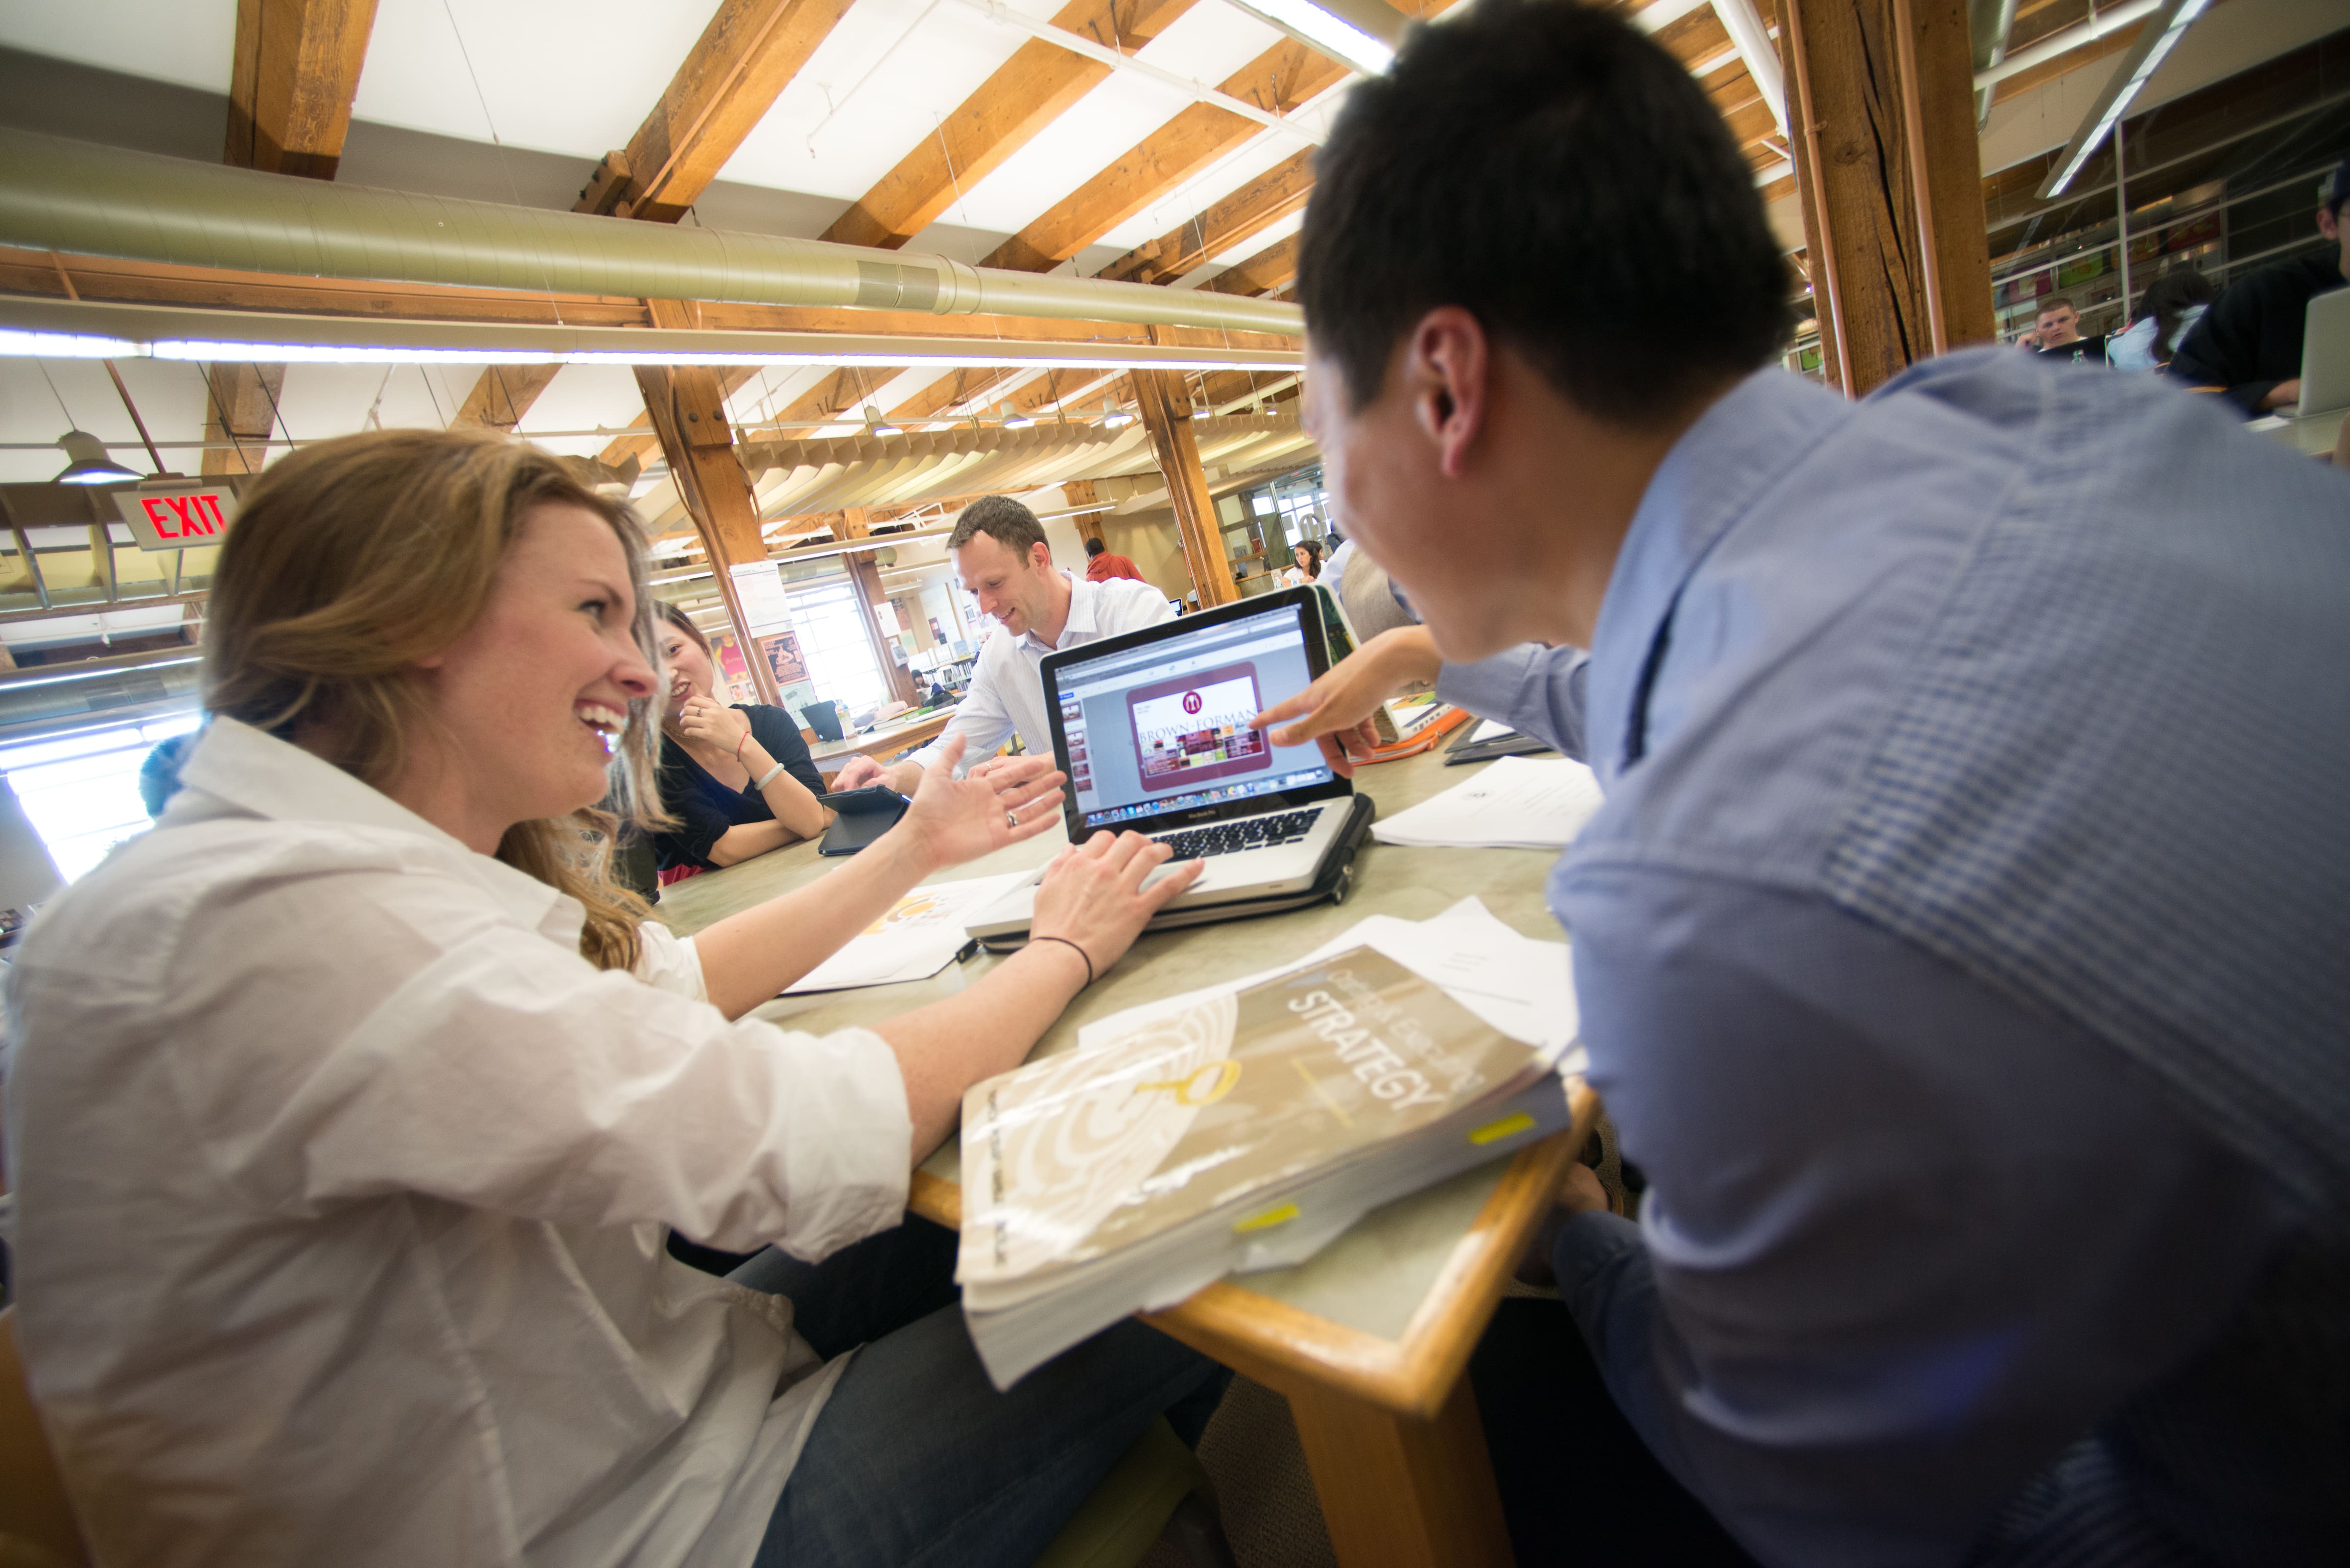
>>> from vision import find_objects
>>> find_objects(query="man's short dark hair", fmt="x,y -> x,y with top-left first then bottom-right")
948,495 -> 1048,558
2038,296 -> 2077,319
1299,0 -> 1791,425
1083,536 -> 1105,556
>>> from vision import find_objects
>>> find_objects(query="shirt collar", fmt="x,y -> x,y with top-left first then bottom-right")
1018,571 -> 1090,654
174,717 -> 573,934
1583,368 -> 1851,785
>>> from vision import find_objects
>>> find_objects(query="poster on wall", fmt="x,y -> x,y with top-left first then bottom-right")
714,634 -> 759,704
759,632 -> 810,691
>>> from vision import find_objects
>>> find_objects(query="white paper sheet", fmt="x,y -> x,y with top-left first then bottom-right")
1469,719 -> 1519,744
784,871 -> 1032,993
1369,755 -> 1604,850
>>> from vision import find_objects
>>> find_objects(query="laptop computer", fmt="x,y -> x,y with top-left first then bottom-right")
2296,285 -> 2350,418
964,587 -> 1364,940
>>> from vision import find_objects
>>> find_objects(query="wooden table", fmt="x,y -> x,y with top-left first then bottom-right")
656,748 -> 1587,1568
808,708 -> 957,781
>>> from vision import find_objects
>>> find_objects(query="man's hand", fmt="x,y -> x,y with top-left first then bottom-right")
891,735 -> 1064,874
1030,830 -> 1204,978
1251,626 -> 1442,771
2261,377 -> 2304,412
829,754 -> 888,791
1513,1163 -> 1616,1287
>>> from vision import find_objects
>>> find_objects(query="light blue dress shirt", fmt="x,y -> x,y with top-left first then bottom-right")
1437,351 -> 2350,1568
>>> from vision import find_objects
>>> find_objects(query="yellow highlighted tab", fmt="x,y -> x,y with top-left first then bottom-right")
1234,1202 -> 1300,1234
1470,1111 -> 1536,1147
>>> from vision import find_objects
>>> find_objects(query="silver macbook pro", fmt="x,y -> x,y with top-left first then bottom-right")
964,588 -> 1360,940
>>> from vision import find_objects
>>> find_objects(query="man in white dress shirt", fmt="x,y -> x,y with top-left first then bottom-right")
832,496 -> 1174,794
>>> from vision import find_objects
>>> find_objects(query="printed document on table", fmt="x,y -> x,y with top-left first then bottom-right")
785,871 -> 1030,993
1370,754 -> 1605,849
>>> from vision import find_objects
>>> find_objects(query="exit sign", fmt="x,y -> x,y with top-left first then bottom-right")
114,482 -> 240,551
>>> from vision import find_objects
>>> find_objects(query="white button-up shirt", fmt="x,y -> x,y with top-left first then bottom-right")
912,571 -> 1175,773
2,719 -> 913,1568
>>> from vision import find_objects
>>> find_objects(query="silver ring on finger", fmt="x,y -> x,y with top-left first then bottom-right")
1006,808 -> 1020,830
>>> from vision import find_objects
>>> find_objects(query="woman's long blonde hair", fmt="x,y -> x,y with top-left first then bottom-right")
202,428 -> 670,970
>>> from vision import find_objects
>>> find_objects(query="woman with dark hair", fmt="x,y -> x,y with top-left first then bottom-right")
2112,267 -> 2220,372
651,601 -> 827,882
1277,537 -> 1324,588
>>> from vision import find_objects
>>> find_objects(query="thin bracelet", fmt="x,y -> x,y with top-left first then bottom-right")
1030,935 -> 1094,986
751,761 -> 786,792
734,731 -> 752,767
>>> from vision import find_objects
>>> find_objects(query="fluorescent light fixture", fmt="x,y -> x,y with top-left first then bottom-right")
2038,0 -> 2211,199
0,298 -> 1303,374
1221,0 -> 1402,75
0,328 -> 142,359
53,429 -> 143,485
862,403 -> 904,438
1000,402 -> 1035,430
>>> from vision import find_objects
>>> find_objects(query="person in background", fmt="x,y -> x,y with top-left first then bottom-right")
134,729 -> 199,819
3,428 -> 1218,1568
2029,296 -> 2108,364
2107,266 -> 2219,372
1277,538 -> 1324,588
832,497 -> 1173,795
2170,154 -> 2350,411
1081,535 -> 1146,584
1255,2 -> 2349,1561
650,602 -> 828,884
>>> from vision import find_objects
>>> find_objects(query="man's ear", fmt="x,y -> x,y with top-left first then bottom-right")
2320,205 -> 2341,243
1406,307 -> 1490,482
1029,540 -> 1054,573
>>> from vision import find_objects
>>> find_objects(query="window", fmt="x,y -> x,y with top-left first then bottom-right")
0,711 -> 202,885
784,577 -> 889,716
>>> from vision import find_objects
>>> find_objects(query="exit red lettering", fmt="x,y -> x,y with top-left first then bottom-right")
141,493 -> 226,540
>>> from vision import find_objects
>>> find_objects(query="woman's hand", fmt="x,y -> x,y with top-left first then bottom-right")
1029,830 -> 1204,977
676,696 -> 753,759
892,734 -> 1065,873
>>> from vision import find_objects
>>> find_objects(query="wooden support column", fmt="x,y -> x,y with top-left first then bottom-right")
846,551 -> 919,708
1133,349 -> 1235,608
634,313 -> 781,706
1776,0 -> 1996,396
200,364 -> 283,477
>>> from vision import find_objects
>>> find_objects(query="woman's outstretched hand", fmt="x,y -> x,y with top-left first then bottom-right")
893,734 -> 1065,873
1029,830 -> 1204,979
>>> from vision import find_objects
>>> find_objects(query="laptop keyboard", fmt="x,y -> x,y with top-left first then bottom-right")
1150,807 -> 1324,861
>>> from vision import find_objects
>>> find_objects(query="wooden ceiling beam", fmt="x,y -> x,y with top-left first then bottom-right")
1202,231 -> 1299,297
226,0 -> 380,180
982,40 -> 1349,273
1094,148 -> 1315,285
885,366 -> 1026,422
454,0 -> 856,431
582,0 -> 859,224
822,0 -> 1200,251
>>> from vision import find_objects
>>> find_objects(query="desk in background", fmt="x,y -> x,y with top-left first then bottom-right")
658,749 -> 1577,1568
808,708 -> 956,783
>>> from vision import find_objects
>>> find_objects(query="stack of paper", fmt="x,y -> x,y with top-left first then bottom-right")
1371,755 -> 1605,850
956,901 -> 1586,1387
783,871 -> 1029,993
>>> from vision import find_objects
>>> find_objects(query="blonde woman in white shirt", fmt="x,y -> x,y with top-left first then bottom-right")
1,429 -> 1218,1568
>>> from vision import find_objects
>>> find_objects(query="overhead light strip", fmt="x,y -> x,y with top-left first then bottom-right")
2037,0 -> 2210,199
0,299 -> 1305,374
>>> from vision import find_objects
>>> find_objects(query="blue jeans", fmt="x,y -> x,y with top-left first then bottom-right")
733,1218 -> 1230,1568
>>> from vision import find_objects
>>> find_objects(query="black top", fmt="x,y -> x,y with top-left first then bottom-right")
2034,333 -> 2107,367
653,703 -> 826,871
2167,250 -> 2346,413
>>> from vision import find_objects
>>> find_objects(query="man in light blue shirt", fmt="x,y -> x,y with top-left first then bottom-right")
1262,3 -> 2350,1563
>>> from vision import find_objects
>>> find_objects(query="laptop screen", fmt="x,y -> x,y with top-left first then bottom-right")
1049,601 -> 1337,834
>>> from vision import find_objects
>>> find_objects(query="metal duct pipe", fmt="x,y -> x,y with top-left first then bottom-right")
1970,0 -> 2020,125
0,129 -> 1304,340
